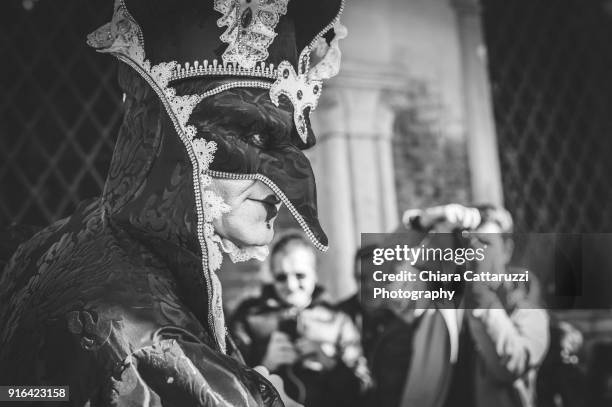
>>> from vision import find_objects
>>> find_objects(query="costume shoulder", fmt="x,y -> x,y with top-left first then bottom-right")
0,204 -> 281,406
0,202 -> 204,384
309,286 -> 340,314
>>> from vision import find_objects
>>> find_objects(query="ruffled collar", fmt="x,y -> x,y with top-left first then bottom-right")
210,234 -> 269,266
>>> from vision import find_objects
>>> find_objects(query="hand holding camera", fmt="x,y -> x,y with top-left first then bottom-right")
403,204 -> 482,232
295,338 -> 338,371
262,331 -> 299,372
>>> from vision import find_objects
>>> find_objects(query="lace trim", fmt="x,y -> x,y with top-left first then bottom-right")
206,170 -> 328,252
87,0 -> 145,64
270,61 -> 323,143
214,0 -> 289,69
308,22 -> 348,81
171,59 -> 279,82
268,22 -> 347,143
87,0 -> 232,353
211,234 -> 270,263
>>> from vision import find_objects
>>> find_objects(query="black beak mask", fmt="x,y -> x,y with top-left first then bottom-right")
181,83 -> 327,249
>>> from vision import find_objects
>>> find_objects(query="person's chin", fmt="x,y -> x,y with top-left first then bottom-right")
250,230 -> 275,246
231,223 -> 275,247
285,295 -> 310,308
250,219 -> 277,245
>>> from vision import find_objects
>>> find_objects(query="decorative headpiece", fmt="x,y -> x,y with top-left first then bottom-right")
215,0 -> 288,68
88,0 -> 345,351
163,0 -> 345,142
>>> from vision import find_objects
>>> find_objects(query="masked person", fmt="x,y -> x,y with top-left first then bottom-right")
0,0 -> 346,405
230,232 -> 372,407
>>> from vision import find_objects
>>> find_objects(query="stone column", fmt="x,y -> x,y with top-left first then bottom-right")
308,86 -> 357,300
452,0 -> 504,205
310,62 -> 404,300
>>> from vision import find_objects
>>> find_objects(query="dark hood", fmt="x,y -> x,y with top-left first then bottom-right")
103,65 -> 201,255
102,66 -> 216,335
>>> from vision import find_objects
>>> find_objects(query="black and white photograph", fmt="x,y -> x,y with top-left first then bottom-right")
1,0 -> 612,406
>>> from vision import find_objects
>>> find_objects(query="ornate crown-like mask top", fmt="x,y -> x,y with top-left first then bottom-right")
89,0 -> 345,143
166,0 -> 346,142
215,0 -> 288,68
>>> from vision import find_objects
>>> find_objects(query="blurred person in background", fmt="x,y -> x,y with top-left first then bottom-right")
538,318 -> 585,407
339,204 -> 480,407
337,245 -> 378,331
230,231 -> 372,407
586,340 -> 612,407
347,203 -> 549,407
348,204 -> 473,407
337,244 -> 393,357
410,204 -> 549,407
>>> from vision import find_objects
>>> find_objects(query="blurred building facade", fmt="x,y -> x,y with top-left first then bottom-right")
310,0 -> 503,299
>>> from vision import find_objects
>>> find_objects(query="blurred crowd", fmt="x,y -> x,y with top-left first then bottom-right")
229,204 -> 592,407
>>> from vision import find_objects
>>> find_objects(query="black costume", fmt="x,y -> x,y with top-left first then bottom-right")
0,0 -> 345,405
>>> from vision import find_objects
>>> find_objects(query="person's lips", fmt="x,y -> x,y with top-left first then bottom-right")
260,194 -> 281,206
249,194 -> 281,221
